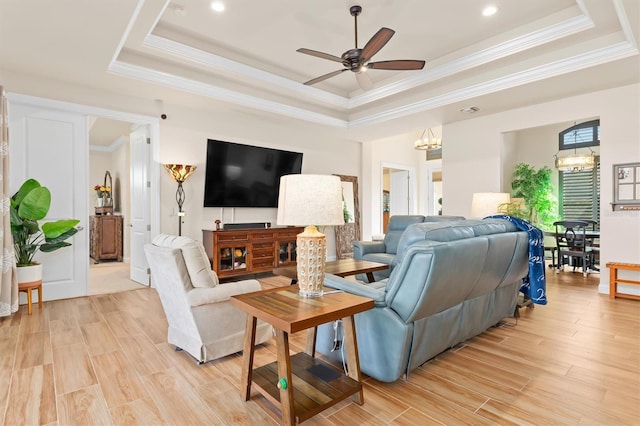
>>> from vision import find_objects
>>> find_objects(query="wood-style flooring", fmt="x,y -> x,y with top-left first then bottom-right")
1,270 -> 638,425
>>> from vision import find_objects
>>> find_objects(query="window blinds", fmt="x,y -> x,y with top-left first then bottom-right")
560,161 -> 600,229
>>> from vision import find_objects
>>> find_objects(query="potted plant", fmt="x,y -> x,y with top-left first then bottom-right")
501,163 -> 557,230
11,178 -> 80,285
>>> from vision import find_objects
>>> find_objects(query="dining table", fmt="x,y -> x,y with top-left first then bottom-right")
543,229 -> 600,271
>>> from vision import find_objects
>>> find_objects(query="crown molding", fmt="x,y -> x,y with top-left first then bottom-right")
105,0 -> 637,129
348,12 -> 594,108
350,41 -> 639,128
142,8 -> 594,111
107,61 -> 348,127
143,33 -> 349,108
614,0 -> 637,49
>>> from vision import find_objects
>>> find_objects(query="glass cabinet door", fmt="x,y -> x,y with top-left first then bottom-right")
278,241 -> 297,265
219,246 -> 248,271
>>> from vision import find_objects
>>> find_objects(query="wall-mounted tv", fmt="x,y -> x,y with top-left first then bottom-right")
203,139 -> 303,208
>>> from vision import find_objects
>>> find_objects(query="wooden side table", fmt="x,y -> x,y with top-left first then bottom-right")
231,286 -> 374,425
273,258 -> 389,284
19,280 -> 42,315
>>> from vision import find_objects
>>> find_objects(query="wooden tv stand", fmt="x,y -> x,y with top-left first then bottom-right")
202,226 -> 304,279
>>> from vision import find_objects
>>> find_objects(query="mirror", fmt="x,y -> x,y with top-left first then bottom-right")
333,174 -> 361,259
612,162 -> 640,211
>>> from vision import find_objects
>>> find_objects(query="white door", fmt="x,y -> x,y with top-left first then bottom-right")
390,169 -> 410,215
9,102 -> 88,300
129,126 -> 151,285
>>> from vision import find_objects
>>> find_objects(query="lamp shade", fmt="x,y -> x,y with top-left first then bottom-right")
163,164 -> 197,182
554,153 -> 595,172
277,175 -> 344,226
471,192 -> 511,218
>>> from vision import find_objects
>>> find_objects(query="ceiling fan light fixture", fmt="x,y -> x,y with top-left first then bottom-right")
297,5 -> 425,87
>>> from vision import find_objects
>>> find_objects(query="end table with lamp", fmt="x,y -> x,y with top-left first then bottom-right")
231,285 -> 374,425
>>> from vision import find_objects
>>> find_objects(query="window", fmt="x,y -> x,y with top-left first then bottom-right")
559,160 -> 600,229
559,120 -> 600,150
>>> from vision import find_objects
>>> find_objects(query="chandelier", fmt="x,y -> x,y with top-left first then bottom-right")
414,128 -> 442,150
554,124 -> 596,172
554,151 -> 595,172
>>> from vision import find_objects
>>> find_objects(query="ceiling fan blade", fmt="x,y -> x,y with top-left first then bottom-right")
303,69 -> 348,86
355,71 -> 373,91
361,27 -> 395,62
296,48 -> 343,63
367,60 -> 426,70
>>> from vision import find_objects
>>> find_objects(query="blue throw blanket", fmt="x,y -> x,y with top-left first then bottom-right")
486,215 -> 548,305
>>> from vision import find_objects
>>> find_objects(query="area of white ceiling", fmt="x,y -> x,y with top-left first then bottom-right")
0,0 -> 638,142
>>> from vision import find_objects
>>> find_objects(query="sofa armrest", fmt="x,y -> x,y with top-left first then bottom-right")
324,274 -> 386,306
186,279 -> 262,307
353,241 -> 386,258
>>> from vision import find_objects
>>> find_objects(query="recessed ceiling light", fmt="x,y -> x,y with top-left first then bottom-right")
460,106 -> 479,113
210,1 -> 225,12
482,5 -> 498,17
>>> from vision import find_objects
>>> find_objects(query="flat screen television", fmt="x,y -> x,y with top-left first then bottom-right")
203,139 -> 303,208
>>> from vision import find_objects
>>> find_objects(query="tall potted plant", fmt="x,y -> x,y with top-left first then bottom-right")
11,178 -> 80,285
502,163 -> 557,229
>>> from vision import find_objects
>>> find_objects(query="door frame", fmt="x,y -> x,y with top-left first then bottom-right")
380,162 -> 417,233
8,93 -> 160,293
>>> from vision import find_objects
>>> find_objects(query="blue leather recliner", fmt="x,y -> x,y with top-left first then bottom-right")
317,219 -> 529,382
353,215 -> 465,281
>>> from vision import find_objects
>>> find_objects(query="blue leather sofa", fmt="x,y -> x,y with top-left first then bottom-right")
353,215 -> 465,281
317,219 -> 529,382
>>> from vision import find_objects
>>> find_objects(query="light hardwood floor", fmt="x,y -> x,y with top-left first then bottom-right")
1,271 -> 638,425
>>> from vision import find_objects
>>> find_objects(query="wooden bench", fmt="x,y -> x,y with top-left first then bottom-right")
606,262 -> 640,300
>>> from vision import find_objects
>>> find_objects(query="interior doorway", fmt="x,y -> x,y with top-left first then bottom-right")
428,168 -> 443,216
381,165 -> 414,233
88,117 -> 149,294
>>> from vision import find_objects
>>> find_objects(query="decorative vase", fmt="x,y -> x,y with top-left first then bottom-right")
96,197 -> 104,207
17,264 -> 43,285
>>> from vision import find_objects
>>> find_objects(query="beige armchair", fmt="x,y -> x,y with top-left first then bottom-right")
144,234 -> 272,364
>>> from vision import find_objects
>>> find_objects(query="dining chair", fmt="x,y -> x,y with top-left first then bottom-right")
579,219 -> 600,270
553,220 -> 593,277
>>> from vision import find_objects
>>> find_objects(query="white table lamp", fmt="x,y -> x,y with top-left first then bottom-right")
277,174 -> 344,297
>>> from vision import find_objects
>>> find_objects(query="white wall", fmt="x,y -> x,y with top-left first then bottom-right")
153,109 -> 361,259
2,73 -> 361,260
444,83 -> 640,295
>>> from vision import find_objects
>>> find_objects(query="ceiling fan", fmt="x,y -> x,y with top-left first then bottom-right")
297,5 -> 426,90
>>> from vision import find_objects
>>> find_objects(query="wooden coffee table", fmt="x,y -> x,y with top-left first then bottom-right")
231,285 -> 374,425
273,258 -> 389,284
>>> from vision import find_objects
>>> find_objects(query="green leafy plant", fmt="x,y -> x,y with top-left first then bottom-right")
507,163 -> 557,229
10,179 -> 80,266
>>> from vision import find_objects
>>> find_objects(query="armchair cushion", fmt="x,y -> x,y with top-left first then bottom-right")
186,279 -> 262,306
153,234 -> 219,288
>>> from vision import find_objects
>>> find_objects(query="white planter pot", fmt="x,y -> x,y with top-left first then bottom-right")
16,264 -> 43,284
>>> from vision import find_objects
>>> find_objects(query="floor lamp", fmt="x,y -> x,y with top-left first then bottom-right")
163,164 -> 197,236
277,174 -> 344,297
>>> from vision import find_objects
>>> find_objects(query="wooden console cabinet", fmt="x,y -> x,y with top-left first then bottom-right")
202,227 -> 303,279
90,215 -> 123,263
